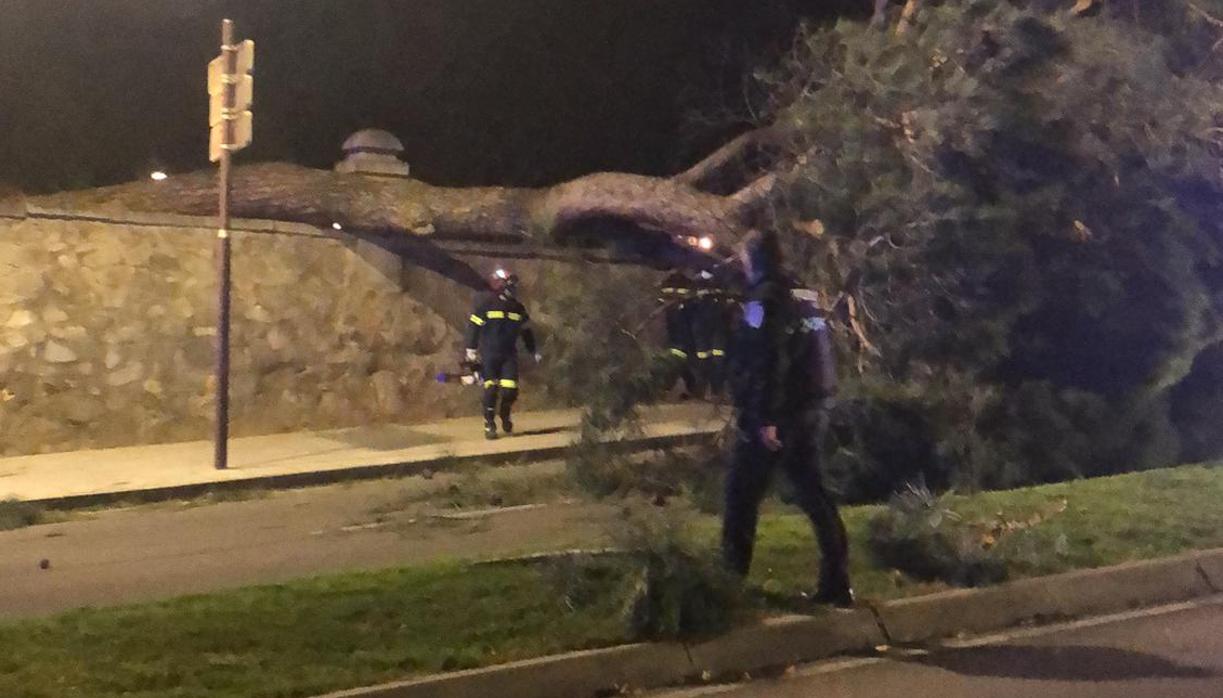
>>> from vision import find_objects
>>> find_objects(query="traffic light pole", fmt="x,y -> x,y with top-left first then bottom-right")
214,19 -> 235,470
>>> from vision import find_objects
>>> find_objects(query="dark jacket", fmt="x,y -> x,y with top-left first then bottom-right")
731,276 -> 794,428
465,292 -> 536,358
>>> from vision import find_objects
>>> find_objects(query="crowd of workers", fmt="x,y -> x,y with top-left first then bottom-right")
459,229 -> 854,606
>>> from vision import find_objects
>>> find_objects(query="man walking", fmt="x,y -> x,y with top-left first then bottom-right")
465,269 -> 539,440
723,229 -> 853,607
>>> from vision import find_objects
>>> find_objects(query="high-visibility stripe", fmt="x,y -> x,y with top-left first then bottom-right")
469,314 -> 485,326
483,380 -> 496,388
499,379 -> 518,389
710,349 -> 726,357
507,312 -> 523,322
486,310 -> 506,319
661,287 -> 676,294
670,348 -> 688,358
696,351 -> 711,359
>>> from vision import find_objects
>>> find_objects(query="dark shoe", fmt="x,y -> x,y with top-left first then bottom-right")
501,418 -> 513,435
811,586 -> 855,608
484,425 -> 498,440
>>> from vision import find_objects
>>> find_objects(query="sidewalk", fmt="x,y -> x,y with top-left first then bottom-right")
0,403 -> 723,506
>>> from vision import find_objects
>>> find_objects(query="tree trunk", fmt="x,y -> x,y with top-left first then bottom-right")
34,162 -> 753,254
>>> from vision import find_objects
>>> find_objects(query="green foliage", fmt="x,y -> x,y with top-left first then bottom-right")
866,481 -> 1058,587
765,0 -> 1222,491
0,499 -> 44,531
613,508 -> 744,641
533,262 -> 711,499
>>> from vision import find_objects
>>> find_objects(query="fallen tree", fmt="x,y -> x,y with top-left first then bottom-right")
29,136 -> 789,255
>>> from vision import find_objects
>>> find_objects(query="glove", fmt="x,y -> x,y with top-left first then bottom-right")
533,352 -> 543,364
465,348 -> 478,362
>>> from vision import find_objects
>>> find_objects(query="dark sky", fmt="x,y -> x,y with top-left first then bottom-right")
0,1 -> 856,193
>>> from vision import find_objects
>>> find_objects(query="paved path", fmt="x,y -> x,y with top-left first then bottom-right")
0,462 -> 623,619
654,598 -> 1223,698
0,403 -> 721,505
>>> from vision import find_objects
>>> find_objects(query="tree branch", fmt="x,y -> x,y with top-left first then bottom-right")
673,123 -> 788,194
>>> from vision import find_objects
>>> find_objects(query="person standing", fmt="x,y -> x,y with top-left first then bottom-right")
465,269 -> 539,440
658,268 -> 702,399
692,269 -> 730,397
723,229 -> 853,606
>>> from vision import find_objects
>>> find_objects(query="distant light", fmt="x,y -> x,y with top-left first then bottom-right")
698,236 -> 714,250
494,268 -> 508,279
686,236 -> 699,247
149,171 -> 168,182
331,222 -> 343,231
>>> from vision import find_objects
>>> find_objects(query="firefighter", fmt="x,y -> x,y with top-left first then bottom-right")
659,268 -> 701,398
692,269 -> 730,397
465,269 -> 539,440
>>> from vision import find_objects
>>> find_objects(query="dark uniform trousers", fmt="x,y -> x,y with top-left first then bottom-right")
692,294 -> 728,396
661,279 -> 701,398
481,353 -> 519,425
722,406 -> 850,591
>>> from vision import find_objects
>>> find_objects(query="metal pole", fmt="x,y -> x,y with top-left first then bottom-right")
214,19 -> 235,470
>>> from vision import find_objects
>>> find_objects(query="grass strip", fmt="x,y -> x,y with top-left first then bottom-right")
1,463 -> 1220,698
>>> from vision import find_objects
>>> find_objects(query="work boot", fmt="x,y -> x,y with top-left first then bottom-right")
484,423 -> 498,440
810,585 -> 855,609
501,417 -> 513,435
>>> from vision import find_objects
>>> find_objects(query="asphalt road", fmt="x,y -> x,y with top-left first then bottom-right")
0,462 -> 618,619
654,599 -> 1223,698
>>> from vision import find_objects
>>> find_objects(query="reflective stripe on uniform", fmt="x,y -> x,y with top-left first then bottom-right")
499,379 -> 518,389
483,380 -> 496,388
711,349 -> 726,357
696,351 -> 710,359
486,310 -> 506,319
507,312 -> 523,322
469,314 -> 486,326
670,348 -> 688,358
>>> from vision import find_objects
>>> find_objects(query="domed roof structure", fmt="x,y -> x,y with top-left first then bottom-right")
335,129 -> 410,177
341,129 -> 404,156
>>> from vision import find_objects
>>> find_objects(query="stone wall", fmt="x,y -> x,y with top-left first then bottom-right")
0,209 -> 535,456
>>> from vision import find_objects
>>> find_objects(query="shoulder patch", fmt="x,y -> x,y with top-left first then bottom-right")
802,317 -> 827,332
744,301 -> 765,329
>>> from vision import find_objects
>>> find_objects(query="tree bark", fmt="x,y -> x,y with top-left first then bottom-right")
674,123 -> 789,194
36,162 -> 751,252
896,0 -> 921,35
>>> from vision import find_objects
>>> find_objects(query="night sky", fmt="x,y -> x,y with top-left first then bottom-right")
0,1 -> 860,194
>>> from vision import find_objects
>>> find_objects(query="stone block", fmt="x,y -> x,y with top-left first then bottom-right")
43,341 -> 78,364
686,611 -> 885,678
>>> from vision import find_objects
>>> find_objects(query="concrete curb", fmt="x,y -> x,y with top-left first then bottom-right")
319,643 -> 694,698
685,610 -> 885,679
313,547 -> 1223,698
28,429 -> 716,510
876,552 -> 1213,644
1197,548 -> 1223,592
